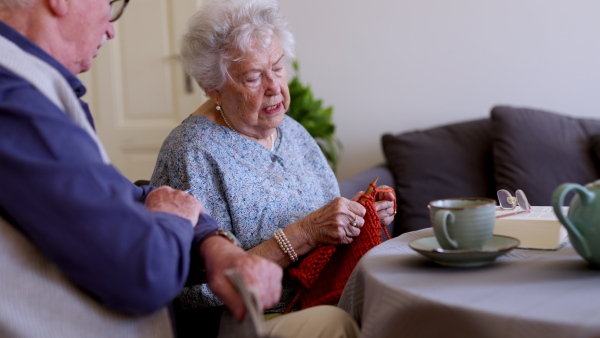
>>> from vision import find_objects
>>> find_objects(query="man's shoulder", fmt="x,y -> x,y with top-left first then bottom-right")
0,66 -> 36,94
0,65 -> 71,125
0,66 -> 62,119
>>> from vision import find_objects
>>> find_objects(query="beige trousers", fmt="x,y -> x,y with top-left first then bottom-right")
265,305 -> 360,338
219,305 -> 360,338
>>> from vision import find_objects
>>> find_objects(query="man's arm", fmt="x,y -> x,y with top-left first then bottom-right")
0,85 -> 213,314
200,236 -> 283,320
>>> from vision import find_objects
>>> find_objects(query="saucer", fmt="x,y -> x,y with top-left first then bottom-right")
409,235 -> 520,267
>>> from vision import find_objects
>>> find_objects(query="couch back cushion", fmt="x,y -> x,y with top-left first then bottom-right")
491,106 -> 600,206
382,118 -> 496,236
592,134 -> 600,164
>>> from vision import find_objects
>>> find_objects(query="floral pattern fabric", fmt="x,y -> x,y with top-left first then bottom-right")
151,114 -> 339,312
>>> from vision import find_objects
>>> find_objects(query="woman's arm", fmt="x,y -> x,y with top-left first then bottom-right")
247,195 -> 366,268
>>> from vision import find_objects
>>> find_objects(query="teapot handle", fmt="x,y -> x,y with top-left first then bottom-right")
551,183 -> 594,259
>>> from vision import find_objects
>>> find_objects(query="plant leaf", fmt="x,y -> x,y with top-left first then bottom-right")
287,61 -> 342,173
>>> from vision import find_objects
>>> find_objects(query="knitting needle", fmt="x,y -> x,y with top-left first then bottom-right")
360,177 -> 379,201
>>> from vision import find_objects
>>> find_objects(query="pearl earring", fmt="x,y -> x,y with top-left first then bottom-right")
216,105 -> 221,111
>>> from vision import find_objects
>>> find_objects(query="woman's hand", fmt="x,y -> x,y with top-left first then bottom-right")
374,185 -> 396,227
352,185 -> 396,228
300,197 -> 366,247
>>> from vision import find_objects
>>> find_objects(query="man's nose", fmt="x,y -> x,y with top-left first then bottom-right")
106,23 -> 116,40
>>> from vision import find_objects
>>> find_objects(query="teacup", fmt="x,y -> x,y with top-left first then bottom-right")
429,198 -> 496,250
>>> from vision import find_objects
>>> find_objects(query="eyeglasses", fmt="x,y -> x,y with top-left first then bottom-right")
109,0 -> 129,22
497,189 -> 531,212
496,189 -> 531,219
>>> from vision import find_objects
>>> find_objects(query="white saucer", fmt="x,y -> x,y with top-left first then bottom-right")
409,235 -> 520,267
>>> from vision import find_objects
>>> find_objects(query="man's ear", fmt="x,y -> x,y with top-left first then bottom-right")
47,0 -> 69,17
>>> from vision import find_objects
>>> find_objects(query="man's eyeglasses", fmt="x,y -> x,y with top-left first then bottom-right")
496,189 -> 531,218
109,0 -> 129,22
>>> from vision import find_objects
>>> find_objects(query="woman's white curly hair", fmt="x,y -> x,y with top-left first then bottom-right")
180,0 -> 295,94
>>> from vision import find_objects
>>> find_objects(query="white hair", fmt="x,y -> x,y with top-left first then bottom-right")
181,0 -> 295,94
0,0 -> 37,10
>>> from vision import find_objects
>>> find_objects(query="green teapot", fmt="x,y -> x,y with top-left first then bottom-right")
552,180 -> 600,266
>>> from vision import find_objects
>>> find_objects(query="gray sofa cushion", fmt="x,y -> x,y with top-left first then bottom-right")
338,164 -> 395,200
382,118 -> 496,236
491,106 -> 600,206
592,134 -> 600,166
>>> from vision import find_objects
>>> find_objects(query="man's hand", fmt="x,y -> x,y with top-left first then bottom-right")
145,186 -> 205,226
200,236 -> 282,320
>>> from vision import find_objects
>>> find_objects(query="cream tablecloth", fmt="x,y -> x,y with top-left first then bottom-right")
338,228 -> 600,338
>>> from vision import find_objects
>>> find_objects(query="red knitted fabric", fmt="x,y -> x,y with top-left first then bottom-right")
286,185 -> 393,310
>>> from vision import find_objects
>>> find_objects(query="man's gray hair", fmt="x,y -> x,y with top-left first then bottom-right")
181,0 -> 295,94
0,0 -> 37,10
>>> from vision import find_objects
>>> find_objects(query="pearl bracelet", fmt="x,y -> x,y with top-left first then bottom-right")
274,229 -> 298,262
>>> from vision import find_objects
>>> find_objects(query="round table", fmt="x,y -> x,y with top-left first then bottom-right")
338,228 -> 600,338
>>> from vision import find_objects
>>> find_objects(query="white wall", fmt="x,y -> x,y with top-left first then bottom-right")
278,0 -> 600,180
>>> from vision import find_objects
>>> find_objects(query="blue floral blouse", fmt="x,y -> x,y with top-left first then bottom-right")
151,114 -> 339,312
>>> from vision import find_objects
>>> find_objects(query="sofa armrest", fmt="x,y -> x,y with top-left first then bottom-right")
338,164 -> 395,240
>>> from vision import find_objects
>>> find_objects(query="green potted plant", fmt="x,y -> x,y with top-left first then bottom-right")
287,60 -> 342,173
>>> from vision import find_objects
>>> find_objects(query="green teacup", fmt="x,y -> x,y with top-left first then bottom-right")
429,198 -> 497,250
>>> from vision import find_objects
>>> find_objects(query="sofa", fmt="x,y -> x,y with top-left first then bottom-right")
338,105 -> 600,238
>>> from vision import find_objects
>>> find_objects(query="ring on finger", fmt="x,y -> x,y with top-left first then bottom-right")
351,214 -> 358,227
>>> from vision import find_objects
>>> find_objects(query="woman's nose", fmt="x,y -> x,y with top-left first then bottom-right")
264,73 -> 281,95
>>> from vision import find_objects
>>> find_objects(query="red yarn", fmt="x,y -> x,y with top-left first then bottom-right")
286,184 -> 394,311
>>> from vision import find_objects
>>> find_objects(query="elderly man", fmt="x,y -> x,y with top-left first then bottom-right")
0,1 -> 360,337
0,0 -> 282,336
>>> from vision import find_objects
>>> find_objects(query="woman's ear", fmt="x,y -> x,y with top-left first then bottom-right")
205,89 -> 221,105
47,0 -> 69,17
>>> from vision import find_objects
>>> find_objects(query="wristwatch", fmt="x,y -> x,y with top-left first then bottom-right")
191,229 -> 242,284
202,228 -> 241,247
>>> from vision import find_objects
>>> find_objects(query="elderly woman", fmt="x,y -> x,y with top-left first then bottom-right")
151,0 -> 394,333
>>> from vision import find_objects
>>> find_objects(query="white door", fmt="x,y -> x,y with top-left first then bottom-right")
78,0 -> 205,182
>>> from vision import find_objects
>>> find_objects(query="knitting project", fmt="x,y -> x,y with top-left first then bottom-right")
286,183 -> 394,311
